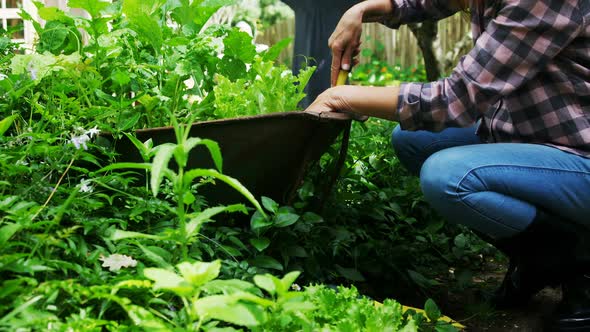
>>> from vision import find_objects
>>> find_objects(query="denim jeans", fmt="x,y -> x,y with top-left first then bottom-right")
391,125 -> 590,239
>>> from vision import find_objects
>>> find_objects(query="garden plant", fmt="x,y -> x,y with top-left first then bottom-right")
0,0 -> 477,330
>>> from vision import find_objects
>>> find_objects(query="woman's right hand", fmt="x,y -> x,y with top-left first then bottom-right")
329,6 -> 364,87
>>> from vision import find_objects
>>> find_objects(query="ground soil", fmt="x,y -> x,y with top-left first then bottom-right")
437,264 -> 562,332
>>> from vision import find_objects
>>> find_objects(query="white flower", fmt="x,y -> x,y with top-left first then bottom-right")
100,254 -> 138,272
79,178 -> 93,193
281,70 -> 292,78
0,73 -> 7,80
71,133 -> 91,150
28,63 -> 38,80
256,44 -> 269,53
85,126 -> 100,138
291,283 -> 301,291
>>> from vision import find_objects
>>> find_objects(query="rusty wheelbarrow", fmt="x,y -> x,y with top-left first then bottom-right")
107,111 -> 355,206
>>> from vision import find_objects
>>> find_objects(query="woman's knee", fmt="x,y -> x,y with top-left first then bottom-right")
419,148 -> 477,210
391,125 -> 423,174
420,151 -> 456,206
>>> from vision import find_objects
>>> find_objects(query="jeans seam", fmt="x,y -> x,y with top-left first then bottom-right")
422,139 -> 480,153
453,164 -> 590,233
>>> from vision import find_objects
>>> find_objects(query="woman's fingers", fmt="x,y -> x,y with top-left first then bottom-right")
329,8 -> 364,86
341,45 -> 354,72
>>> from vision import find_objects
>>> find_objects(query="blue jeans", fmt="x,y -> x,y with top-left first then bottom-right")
391,125 -> 590,239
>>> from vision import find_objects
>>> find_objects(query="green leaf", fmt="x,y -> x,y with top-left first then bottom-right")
0,223 -> 21,247
250,256 -> 283,271
119,303 -> 171,329
0,115 -> 17,136
94,162 -> 152,175
124,9 -> 163,50
138,243 -> 173,269
274,212 -> 299,228
151,143 -> 177,196
117,112 -> 141,131
193,0 -> 237,31
37,6 -> 69,22
111,70 -> 131,86
183,137 -> 223,172
201,279 -> 259,296
111,229 -> 163,241
261,197 -> 278,214
0,295 -> 43,325
183,168 -> 266,218
262,37 -> 292,62
176,260 -> 220,287
223,30 -> 256,64
253,274 -> 276,295
192,295 -> 265,327
144,268 -> 192,296
249,237 -> 270,252
424,298 -> 442,321
250,211 -> 272,231
335,265 -> 365,282
40,24 -> 67,51
123,133 -> 153,162
185,204 -> 247,238
68,0 -> 110,18
280,271 -> 301,294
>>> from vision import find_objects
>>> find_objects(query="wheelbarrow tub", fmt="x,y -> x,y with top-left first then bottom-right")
109,111 -> 352,205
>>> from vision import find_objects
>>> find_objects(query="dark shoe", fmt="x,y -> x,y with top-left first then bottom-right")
548,274 -> 590,331
491,256 -> 557,309
485,210 -> 573,308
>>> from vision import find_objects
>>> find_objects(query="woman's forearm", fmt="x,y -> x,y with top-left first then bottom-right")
328,85 -> 400,121
354,0 -> 395,23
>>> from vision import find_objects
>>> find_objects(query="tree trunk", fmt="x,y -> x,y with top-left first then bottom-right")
408,20 -> 441,81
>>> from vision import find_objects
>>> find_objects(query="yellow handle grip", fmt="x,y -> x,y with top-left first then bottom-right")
336,70 -> 349,86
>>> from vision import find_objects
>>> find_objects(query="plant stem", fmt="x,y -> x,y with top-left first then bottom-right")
30,154 -> 76,222
177,167 -> 188,262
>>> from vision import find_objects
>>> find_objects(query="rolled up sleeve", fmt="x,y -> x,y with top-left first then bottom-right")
381,0 -> 462,28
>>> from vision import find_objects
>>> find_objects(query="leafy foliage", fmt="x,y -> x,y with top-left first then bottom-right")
0,1 -> 472,330
350,39 -> 427,86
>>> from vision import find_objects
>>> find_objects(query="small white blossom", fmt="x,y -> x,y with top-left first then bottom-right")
0,73 -> 7,80
256,44 -> 269,53
85,126 -> 100,138
291,283 -> 301,291
281,70 -> 292,78
79,178 -> 93,193
100,254 -> 138,272
71,133 -> 91,150
27,62 -> 38,80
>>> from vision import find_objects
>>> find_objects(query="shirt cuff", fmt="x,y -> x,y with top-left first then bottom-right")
380,0 -> 405,29
397,82 -> 424,130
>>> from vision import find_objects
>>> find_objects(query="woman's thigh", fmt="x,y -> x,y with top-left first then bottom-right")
391,124 -> 482,175
419,143 -> 590,238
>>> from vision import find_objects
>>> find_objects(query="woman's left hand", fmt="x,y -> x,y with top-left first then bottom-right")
305,86 -> 353,116
305,85 -> 400,122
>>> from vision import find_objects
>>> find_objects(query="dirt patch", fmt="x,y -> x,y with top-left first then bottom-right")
439,266 -> 562,331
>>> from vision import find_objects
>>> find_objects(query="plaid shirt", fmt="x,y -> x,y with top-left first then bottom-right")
383,0 -> 590,157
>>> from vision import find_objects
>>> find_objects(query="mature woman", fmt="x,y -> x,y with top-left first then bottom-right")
305,0 -> 590,330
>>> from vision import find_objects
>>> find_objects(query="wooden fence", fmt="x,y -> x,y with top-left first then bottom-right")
256,13 -> 471,69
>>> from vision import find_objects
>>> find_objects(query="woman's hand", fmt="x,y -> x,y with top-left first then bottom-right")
305,85 -> 401,122
329,0 -> 395,86
306,86 -> 351,116
329,7 -> 364,87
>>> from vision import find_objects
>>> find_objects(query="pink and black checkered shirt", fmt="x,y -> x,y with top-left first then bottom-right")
383,0 -> 590,157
